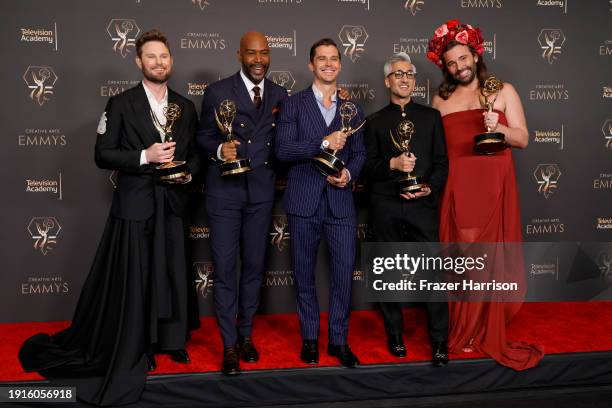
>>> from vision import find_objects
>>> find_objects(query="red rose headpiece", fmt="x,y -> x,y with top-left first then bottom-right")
427,19 -> 484,69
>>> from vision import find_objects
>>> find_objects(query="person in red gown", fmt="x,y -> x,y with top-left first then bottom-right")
428,20 -> 543,370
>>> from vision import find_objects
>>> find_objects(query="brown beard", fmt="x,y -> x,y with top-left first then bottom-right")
453,65 -> 476,85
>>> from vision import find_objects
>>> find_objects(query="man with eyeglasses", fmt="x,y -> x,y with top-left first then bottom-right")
363,52 -> 449,366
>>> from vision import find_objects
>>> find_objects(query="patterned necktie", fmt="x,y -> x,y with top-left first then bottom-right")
253,86 -> 262,109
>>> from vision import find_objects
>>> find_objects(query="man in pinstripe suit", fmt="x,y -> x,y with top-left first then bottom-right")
275,38 -> 366,368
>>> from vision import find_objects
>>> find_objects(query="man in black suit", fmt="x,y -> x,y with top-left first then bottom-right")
197,31 -> 288,375
19,29 -> 200,406
363,52 -> 449,366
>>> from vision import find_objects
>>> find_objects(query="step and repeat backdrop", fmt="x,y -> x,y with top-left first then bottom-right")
2,0 -> 610,322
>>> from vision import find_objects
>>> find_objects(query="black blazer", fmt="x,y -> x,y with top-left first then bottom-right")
95,82 -> 200,221
364,101 -> 448,204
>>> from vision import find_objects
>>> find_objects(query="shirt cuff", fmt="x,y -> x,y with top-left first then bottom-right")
217,144 -> 224,160
140,150 -> 148,165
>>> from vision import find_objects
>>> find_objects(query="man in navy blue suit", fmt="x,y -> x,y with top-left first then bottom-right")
275,38 -> 366,368
197,31 -> 288,375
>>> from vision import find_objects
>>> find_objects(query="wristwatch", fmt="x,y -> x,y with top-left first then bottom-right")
321,139 -> 330,149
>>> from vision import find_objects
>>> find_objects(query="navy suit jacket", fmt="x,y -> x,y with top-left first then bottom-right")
275,87 -> 366,218
197,72 -> 288,203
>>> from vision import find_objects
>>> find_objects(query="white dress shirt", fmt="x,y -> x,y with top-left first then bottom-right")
140,82 -> 168,165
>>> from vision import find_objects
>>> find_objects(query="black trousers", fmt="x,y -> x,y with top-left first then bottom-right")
370,194 -> 448,342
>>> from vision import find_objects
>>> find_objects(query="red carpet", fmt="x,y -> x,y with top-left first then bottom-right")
2,302 -> 611,381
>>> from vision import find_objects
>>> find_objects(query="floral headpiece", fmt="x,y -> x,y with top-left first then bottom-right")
427,19 -> 484,69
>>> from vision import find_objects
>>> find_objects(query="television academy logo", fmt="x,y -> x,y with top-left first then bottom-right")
536,0 -> 567,13
538,29 -> 565,64
270,215 -> 290,251
268,71 -> 296,93
597,217 -> 612,230
534,164 -> 561,198
339,25 -> 368,62
187,82 -> 209,96
411,79 -> 430,104
194,262 -> 214,298
25,173 -> 62,200
603,120 -> 612,150
20,23 -> 58,50
266,32 -> 297,56
404,0 -> 425,15
23,66 -> 57,106
107,19 -> 140,58
27,217 -> 61,255
533,125 -> 564,149
192,0 -> 211,10
529,260 -> 559,280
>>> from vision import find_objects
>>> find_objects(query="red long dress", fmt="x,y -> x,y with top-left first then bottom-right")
440,109 -> 543,370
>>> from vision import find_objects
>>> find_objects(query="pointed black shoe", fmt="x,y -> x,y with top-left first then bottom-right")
170,349 -> 190,364
300,339 -> 319,364
222,346 -> 240,375
237,336 -> 259,363
327,344 -> 359,368
146,354 -> 156,371
432,341 -> 449,367
387,335 -> 407,358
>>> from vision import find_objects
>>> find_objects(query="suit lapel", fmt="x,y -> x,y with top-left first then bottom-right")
304,88 -> 328,139
328,100 -> 342,132
131,82 -> 162,147
232,72 -> 257,122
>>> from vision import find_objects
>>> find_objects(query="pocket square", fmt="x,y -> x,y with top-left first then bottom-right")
272,106 -> 280,114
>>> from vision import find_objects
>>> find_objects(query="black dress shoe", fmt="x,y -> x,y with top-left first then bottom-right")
300,339 -> 319,364
327,344 -> 360,368
237,336 -> 259,363
146,354 -> 156,371
387,335 -> 407,358
170,349 -> 191,364
432,341 -> 449,367
222,346 -> 240,376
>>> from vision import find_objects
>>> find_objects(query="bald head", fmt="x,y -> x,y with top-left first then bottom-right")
238,31 -> 270,84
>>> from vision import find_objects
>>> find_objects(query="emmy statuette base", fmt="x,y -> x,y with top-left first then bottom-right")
473,132 -> 507,155
156,161 -> 189,183
399,175 -> 427,195
312,150 -> 345,177
221,158 -> 252,176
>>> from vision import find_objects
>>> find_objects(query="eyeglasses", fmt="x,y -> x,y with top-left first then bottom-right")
388,70 -> 416,79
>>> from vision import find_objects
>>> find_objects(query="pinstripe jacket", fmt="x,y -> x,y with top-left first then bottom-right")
275,87 -> 366,218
